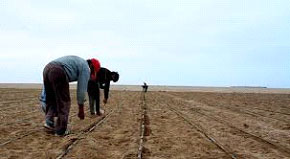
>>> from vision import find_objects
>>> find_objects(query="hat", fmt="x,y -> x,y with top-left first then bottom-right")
91,58 -> 101,72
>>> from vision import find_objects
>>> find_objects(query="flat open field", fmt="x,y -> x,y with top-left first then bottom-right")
1,86 -> 290,159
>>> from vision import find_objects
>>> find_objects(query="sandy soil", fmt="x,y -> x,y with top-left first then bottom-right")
0,87 -> 290,159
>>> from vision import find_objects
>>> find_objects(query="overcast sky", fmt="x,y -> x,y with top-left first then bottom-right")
0,0 -> 289,88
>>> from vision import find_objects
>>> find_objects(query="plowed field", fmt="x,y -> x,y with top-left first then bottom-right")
1,87 -> 290,159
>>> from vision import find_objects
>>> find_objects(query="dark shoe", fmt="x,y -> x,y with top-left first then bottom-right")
96,109 -> 104,116
55,129 -> 70,137
44,120 -> 54,130
90,112 -> 98,118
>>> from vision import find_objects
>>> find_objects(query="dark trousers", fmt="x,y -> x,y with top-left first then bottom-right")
142,86 -> 148,92
88,83 -> 100,115
43,63 -> 71,134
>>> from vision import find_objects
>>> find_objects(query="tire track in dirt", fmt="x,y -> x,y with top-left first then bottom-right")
0,92 -> 39,101
197,101 -> 290,124
0,128 -> 41,147
0,109 -> 92,146
0,101 -> 37,110
0,101 -> 38,113
168,92 -> 290,121
144,92 -> 232,159
63,91 -> 142,159
1,109 -> 39,120
166,92 -> 290,132
0,90 -> 122,158
165,93 -> 290,148
249,107 -> 290,116
194,109 -> 290,157
137,92 -> 150,159
160,92 -> 290,158
56,109 -> 116,159
0,91 -> 39,106
169,107 -> 237,159
170,98 -> 290,125
0,89 -> 82,145
0,90 -> 120,158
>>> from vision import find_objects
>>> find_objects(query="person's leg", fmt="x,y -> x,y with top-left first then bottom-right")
95,82 -> 101,115
43,65 -> 57,129
44,84 -> 56,128
89,94 -> 96,114
48,65 -> 71,135
39,86 -> 46,113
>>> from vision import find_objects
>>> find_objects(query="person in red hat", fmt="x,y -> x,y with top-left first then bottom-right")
42,55 -> 100,136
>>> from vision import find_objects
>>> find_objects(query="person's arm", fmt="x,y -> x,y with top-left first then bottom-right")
103,81 -> 110,104
77,74 -> 89,105
78,104 -> 84,120
77,67 -> 90,119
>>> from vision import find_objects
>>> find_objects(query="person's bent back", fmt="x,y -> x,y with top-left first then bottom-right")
43,55 -> 100,136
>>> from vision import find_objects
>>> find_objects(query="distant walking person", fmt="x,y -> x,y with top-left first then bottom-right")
142,82 -> 148,92
43,55 -> 100,136
87,67 -> 119,115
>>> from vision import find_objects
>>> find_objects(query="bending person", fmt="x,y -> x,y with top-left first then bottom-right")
87,67 -> 119,115
43,55 -> 100,136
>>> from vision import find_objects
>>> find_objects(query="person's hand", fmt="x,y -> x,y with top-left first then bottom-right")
78,104 -> 85,120
103,98 -> 108,104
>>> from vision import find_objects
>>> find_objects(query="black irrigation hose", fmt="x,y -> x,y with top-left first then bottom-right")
0,108 -> 89,126
194,109 -> 290,157
169,106 -> 237,159
199,102 -> 290,124
138,92 -> 147,159
167,93 -> 290,124
0,110 -> 90,146
246,107 -> 290,116
163,93 -> 290,158
0,128 -> 41,147
55,92 -> 130,159
169,92 -> 290,115
1,114 -> 41,126
0,96 -> 38,105
156,92 -> 237,158
206,101 -> 290,124
1,109 -> 39,119
241,109 -> 290,123
56,109 -> 116,159
0,92 -> 38,97
0,102 -> 38,111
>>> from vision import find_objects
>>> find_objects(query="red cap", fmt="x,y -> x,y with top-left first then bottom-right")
91,58 -> 100,72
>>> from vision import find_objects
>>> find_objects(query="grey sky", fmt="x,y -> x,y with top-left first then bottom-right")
0,0 -> 289,88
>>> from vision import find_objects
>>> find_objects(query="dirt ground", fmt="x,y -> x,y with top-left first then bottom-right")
1,87 -> 290,159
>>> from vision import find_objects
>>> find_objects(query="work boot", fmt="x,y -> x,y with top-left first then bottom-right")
55,129 -> 70,137
90,112 -> 98,118
90,111 -> 96,115
44,119 -> 54,130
